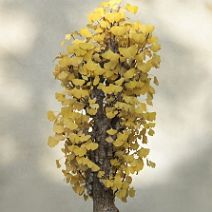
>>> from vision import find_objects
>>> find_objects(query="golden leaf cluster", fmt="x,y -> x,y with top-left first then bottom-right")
48,0 -> 160,202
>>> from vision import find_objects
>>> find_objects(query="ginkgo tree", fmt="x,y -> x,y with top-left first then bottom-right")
47,0 -> 160,211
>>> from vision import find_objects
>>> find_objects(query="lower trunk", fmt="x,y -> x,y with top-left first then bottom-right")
91,88 -> 119,212
93,174 -> 119,212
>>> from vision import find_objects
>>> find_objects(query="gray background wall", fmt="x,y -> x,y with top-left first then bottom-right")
0,0 -> 212,211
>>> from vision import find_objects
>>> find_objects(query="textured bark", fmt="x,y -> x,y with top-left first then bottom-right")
91,88 -> 119,212
93,174 -> 119,212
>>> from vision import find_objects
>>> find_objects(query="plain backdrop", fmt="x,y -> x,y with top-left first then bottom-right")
0,0 -> 212,211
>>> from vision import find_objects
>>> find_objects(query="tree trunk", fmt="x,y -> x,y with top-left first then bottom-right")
91,88 -> 119,212
93,174 -> 119,212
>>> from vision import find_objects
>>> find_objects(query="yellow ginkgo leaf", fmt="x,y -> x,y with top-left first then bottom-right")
90,103 -> 99,110
58,71 -> 69,80
105,12 -> 125,23
79,42 -> 94,50
130,32 -> 145,43
48,136 -> 59,148
64,119 -> 78,130
110,159 -> 120,166
101,49 -> 119,61
108,0 -> 122,7
119,45 -> 138,58
126,176 -> 132,184
125,3 -> 138,14
137,62 -> 152,73
106,128 -> 118,135
113,175 -> 122,189
151,43 -> 161,52
93,76 -> 100,86
60,56 -> 83,67
146,112 -> 156,121
88,8 -> 104,23
66,45 -> 75,54
80,28 -> 92,37
97,171 -> 105,178
147,159 -> 156,168
117,188 -> 127,199
47,111 -> 56,122
69,88 -> 89,99
106,136 -> 114,143
84,142 -> 99,151
78,134 -> 91,142
104,60 -> 119,70
73,146 -> 87,157
123,68 -> 135,79
110,26 -> 128,36
74,48 -> 87,57
93,34 -> 105,42
113,138 -> 124,147
135,103 -> 146,113
73,184 -> 85,195
151,54 -> 161,68
115,78 -> 125,86
102,179 -> 113,188
100,20 -> 110,28
106,109 -> 118,119
135,52 -> 145,63
88,98 -> 96,104
87,108 -> 97,115
138,148 -> 150,158
131,158 -> 144,172
72,79 -> 85,86
123,96 -> 137,104
123,155 -> 134,163
148,129 -> 155,136
55,92 -> 65,102
103,69 -> 115,79
93,66 -> 105,76
53,124 -> 64,134
65,34 -> 71,40
115,102 -> 131,112
128,187 -> 136,198
99,84 -> 122,95
85,60 -> 98,71
90,162 -> 100,172
56,160 -> 61,168
153,76 -> 159,86
141,24 -> 155,34
118,132 -> 129,141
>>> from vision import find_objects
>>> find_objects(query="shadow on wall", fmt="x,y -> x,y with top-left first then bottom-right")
0,0 -> 212,212
119,141 -> 212,212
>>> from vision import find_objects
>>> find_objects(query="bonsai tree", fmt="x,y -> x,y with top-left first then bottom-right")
47,0 -> 160,211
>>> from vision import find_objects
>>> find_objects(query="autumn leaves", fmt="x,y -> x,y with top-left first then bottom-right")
48,0 -> 160,202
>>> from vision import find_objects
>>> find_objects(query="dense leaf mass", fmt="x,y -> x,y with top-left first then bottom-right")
48,0 -> 160,202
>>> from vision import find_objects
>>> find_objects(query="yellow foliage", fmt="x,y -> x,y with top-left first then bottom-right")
125,3 -> 138,14
72,79 -> 85,86
110,26 -> 128,36
119,45 -> 138,58
48,136 -> 59,148
48,0 -> 160,202
68,88 -> 89,99
80,28 -> 92,37
138,148 -> 150,158
106,128 -> 118,135
123,68 -> 135,79
47,111 -> 56,122
63,119 -> 78,130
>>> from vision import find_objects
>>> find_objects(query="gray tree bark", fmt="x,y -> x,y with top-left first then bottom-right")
93,174 -> 119,212
91,88 -> 119,212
